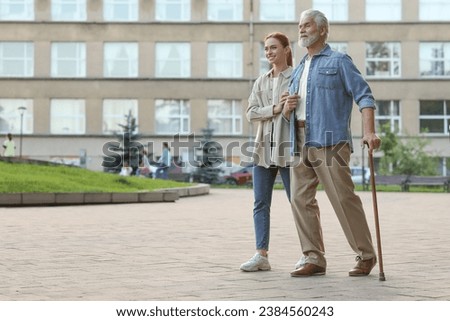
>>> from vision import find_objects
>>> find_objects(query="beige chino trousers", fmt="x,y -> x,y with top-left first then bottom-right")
290,140 -> 376,269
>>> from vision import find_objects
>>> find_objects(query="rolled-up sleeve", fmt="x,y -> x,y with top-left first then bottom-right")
340,55 -> 376,111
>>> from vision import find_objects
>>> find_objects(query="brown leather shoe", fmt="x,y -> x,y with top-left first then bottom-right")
290,263 -> 326,277
349,256 -> 377,276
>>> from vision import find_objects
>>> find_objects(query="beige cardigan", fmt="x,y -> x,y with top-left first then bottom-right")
246,67 -> 293,168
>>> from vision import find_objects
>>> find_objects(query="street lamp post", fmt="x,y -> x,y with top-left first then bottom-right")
18,106 -> 26,158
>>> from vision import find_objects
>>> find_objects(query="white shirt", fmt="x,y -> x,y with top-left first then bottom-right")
272,77 -> 279,105
296,57 -> 311,120
2,139 -> 15,157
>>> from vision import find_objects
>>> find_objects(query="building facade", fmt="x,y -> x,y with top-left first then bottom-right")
0,0 -> 449,174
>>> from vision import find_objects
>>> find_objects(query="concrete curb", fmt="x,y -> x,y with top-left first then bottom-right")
0,184 -> 209,207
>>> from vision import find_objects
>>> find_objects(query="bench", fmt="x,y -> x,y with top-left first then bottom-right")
402,176 -> 450,192
372,175 -> 409,191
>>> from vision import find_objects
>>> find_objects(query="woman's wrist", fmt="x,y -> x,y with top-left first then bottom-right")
273,103 -> 282,115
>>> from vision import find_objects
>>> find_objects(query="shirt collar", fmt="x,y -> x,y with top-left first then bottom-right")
300,44 -> 332,64
265,66 -> 293,78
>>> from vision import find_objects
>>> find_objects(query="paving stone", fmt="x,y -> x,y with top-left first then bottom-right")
1,189 -> 449,301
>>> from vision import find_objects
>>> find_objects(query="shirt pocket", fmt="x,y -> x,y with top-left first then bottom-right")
317,67 -> 339,90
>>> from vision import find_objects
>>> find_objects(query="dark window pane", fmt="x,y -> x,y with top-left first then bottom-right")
420,119 -> 444,133
420,101 -> 443,115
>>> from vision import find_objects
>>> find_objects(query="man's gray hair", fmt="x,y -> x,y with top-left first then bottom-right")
300,9 -> 329,40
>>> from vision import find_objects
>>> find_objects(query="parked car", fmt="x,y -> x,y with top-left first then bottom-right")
224,167 -> 253,186
217,161 -> 243,177
149,159 -> 192,182
350,166 -> 371,185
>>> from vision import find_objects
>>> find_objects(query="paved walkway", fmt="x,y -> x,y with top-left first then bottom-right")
1,188 -> 449,301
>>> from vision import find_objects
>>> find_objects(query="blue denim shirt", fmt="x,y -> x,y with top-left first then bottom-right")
289,45 -> 375,151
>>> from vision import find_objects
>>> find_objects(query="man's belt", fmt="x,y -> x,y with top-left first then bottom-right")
296,120 -> 305,128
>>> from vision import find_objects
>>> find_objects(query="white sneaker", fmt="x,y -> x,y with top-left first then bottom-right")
240,253 -> 271,272
294,255 -> 308,270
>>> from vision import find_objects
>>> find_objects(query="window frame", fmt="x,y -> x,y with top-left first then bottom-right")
365,0 -> 402,21
102,99 -> 139,135
103,0 -> 138,22
51,0 -> 86,21
51,42 -> 86,78
208,42 -> 243,78
207,99 -> 243,135
155,42 -> 191,78
365,42 -> 401,78
419,100 -> 450,135
103,42 -> 139,78
207,0 -> 243,21
259,0 -> 295,22
50,99 -> 86,135
375,100 -> 401,134
155,0 -> 191,22
312,0 -> 348,22
0,0 -> 34,21
419,0 -> 450,21
155,99 -> 190,135
0,99 -> 33,134
0,42 -> 34,77
419,42 -> 450,78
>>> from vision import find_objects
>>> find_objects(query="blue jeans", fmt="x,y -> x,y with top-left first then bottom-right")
155,166 -> 169,179
252,165 -> 291,251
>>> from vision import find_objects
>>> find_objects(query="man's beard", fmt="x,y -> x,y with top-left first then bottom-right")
299,33 -> 320,48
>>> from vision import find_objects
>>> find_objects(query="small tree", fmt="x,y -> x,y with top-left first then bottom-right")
118,110 -> 142,173
193,127 -> 224,184
379,124 -> 438,176
102,110 -> 142,174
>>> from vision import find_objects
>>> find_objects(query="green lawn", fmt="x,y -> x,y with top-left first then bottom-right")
3,160 -> 443,194
0,161 -> 191,193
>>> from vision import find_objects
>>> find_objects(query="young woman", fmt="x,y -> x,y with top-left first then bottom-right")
240,32 -> 293,272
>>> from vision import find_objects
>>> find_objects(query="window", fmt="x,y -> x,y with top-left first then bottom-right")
155,0 -> 190,21
419,100 -> 450,134
207,0 -> 242,21
52,0 -> 86,21
366,42 -> 401,78
328,42 -> 348,54
0,99 -> 33,134
104,42 -> 138,78
104,0 -> 138,22
312,0 -> 348,21
259,42 -> 270,75
436,157 -> 449,176
155,43 -> 190,78
0,0 -> 34,20
366,0 -> 401,21
208,100 -> 242,135
419,0 -> 450,21
155,99 -> 190,134
375,100 -> 401,134
259,0 -> 295,21
50,99 -> 85,135
103,99 -> 138,134
208,43 -> 242,78
51,42 -> 86,78
420,42 -> 450,77
0,42 -> 33,77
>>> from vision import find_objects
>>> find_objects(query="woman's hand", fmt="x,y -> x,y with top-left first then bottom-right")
273,92 -> 290,115
282,93 -> 300,119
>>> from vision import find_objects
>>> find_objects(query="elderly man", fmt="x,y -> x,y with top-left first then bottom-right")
282,9 -> 381,277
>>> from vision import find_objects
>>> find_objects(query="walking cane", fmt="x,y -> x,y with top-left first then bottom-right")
366,145 -> 386,281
